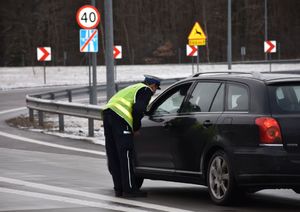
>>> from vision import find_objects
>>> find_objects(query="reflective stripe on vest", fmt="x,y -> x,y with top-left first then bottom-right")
105,83 -> 148,130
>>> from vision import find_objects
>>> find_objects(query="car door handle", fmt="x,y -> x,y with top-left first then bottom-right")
203,120 -> 213,128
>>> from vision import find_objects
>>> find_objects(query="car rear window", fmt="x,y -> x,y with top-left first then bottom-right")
269,84 -> 300,113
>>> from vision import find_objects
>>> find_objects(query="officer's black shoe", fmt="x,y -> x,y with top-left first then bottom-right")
123,190 -> 147,198
115,190 -> 122,197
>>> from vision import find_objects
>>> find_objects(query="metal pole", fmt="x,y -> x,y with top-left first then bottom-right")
92,53 -> 97,104
67,90 -> 72,102
227,0 -> 232,70
114,60 -> 117,81
64,51 -> 67,66
269,54 -> 272,72
59,114 -> 64,132
196,47 -> 199,73
178,48 -> 181,64
264,0 -> 268,61
89,0 -> 98,137
192,57 -> 194,74
278,42 -> 281,60
88,53 -> 91,87
38,111 -> 44,127
89,43 -> 97,137
43,62 -> 47,84
104,0 -> 115,101
29,109 -> 34,123
91,0 -> 97,105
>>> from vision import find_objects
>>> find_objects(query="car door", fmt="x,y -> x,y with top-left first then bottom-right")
169,81 -> 224,173
134,82 -> 193,171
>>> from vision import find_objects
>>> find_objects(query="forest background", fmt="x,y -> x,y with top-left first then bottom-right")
0,0 -> 299,66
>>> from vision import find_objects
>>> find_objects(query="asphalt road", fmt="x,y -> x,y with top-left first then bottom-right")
0,86 -> 300,212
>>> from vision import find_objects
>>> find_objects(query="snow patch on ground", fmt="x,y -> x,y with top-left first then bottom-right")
1,63 -> 299,90
39,114 -> 105,145
3,63 -> 300,143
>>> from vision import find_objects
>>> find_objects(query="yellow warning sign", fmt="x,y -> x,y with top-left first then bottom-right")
188,22 -> 206,46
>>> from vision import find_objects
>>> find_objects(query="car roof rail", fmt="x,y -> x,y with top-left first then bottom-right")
192,71 -> 262,79
262,70 -> 300,74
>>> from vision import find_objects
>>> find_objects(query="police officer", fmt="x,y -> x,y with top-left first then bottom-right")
103,75 -> 161,198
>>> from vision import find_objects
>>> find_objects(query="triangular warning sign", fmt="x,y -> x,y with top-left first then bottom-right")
188,22 -> 206,40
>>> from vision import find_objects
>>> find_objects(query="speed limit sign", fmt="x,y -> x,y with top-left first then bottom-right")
76,5 -> 100,29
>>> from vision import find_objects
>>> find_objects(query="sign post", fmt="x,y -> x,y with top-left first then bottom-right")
264,40 -> 277,72
186,45 -> 198,74
113,45 -> 122,82
76,4 -> 100,105
37,47 -> 51,84
76,3 -> 100,137
241,46 -> 246,61
188,22 -> 206,74
104,0 -> 115,100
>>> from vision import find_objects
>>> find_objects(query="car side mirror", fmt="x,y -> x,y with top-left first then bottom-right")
144,104 -> 153,116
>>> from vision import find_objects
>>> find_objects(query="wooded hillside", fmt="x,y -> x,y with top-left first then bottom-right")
0,0 -> 299,66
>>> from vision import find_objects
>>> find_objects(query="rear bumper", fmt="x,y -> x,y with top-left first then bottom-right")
232,146 -> 300,188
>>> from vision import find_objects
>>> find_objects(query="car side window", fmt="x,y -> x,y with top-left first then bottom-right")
152,83 -> 192,116
182,82 -> 221,113
227,84 -> 249,111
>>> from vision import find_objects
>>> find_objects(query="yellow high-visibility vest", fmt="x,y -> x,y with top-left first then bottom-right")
105,83 -> 149,130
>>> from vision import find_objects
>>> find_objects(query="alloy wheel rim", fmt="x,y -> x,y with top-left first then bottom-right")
209,155 -> 229,200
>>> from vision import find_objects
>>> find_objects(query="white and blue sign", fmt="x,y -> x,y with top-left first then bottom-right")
80,29 -> 98,52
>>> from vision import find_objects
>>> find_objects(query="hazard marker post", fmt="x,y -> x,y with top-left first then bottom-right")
264,40 -> 277,72
186,45 -> 198,74
37,47 -> 51,84
113,45 -> 122,82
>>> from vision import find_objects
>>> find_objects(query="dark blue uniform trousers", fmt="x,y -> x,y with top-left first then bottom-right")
103,109 -> 137,193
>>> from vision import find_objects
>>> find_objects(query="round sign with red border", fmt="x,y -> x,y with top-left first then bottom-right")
76,5 -> 100,29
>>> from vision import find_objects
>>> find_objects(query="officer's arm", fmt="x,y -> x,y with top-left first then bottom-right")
132,87 -> 153,132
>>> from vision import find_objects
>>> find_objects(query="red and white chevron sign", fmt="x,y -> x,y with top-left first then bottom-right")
264,40 -> 276,53
37,47 -> 51,61
114,45 -> 122,59
186,45 -> 198,56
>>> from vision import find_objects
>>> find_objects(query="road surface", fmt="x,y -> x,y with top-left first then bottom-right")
0,86 -> 300,212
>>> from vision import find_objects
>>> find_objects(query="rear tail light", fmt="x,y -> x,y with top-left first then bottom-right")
255,117 -> 282,144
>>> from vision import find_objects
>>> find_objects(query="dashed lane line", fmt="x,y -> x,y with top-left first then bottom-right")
0,187 -> 149,212
0,176 -> 194,212
0,107 -> 26,115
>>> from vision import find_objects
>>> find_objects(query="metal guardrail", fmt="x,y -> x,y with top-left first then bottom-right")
26,96 -> 102,119
25,60 -> 300,136
26,78 -> 182,136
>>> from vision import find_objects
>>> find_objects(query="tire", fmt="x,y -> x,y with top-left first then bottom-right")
207,150 -> 238,205
135,176 -> 144,189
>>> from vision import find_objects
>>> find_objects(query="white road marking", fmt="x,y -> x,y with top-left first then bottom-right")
0,131 -> 106,156
0,188 -> 149,212
0,107 -> 26,115
0,176 -> 194,212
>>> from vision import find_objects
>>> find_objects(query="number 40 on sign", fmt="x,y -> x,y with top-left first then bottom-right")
76,5 -> 100,29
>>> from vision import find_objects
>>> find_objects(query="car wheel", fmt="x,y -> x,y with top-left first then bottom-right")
135,176 -> 144,189
207,150 -> 237,205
